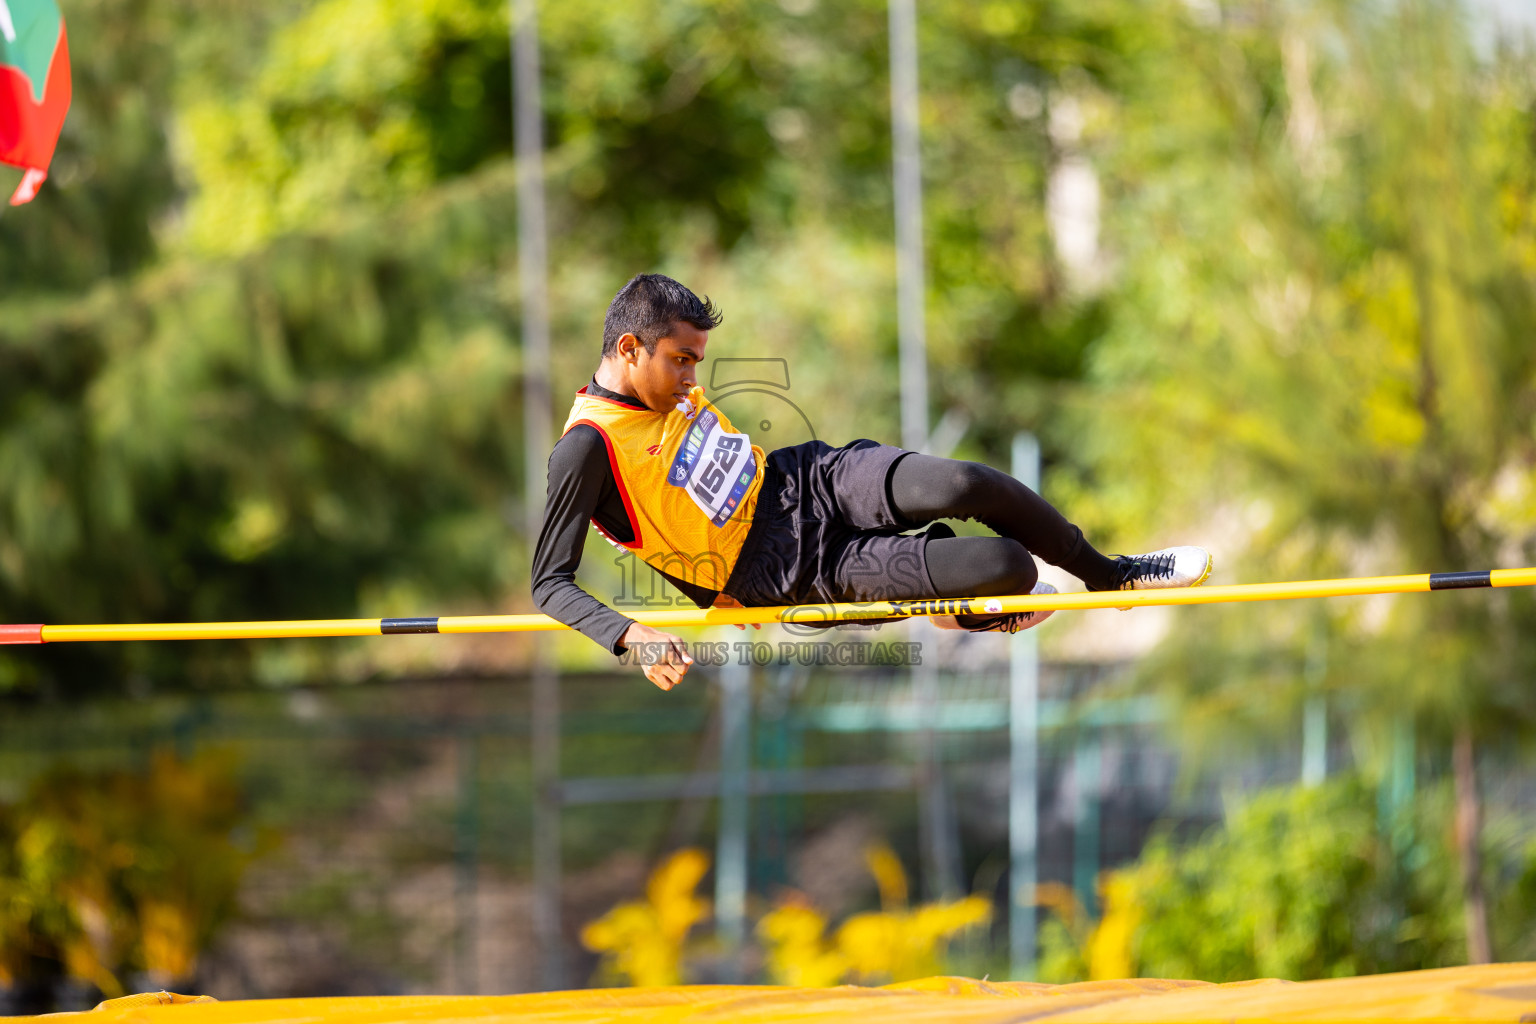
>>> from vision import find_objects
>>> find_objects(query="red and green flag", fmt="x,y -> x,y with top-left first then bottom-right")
0,0 -> 71,206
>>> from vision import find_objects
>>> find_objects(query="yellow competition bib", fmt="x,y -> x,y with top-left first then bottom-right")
561,384 -> 767,592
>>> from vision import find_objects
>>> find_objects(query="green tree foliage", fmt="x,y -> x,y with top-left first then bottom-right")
182,0 -> 805,260
179,0 -> 513,254
179,0 -> 1135,408
1065,0 -> 1536,961
1041,776 -> 1536,982
0,174 -> 527,691
1081,0 -> 1536,562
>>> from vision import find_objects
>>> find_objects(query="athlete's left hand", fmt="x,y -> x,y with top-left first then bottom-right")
712,592 -> 760,630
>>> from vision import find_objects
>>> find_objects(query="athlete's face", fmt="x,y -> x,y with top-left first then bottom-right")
626,323 -> 708,413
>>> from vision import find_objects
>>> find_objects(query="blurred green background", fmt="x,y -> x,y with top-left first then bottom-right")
5,0 -> 1536,1009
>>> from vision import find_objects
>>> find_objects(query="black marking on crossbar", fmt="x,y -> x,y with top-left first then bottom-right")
1428,571 -> 1492,591
381,617 -> 440,634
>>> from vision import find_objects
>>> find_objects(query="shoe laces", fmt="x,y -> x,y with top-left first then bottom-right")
970,611 -> 1040,634
1117,551 -> 1176,586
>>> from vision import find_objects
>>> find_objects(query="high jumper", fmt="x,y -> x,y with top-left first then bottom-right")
530,274 -> 1213,691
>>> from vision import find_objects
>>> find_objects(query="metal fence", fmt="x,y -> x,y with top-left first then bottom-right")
0,654 -> 1372,1001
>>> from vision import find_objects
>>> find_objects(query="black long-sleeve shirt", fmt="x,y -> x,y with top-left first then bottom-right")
530,377 -> 722,655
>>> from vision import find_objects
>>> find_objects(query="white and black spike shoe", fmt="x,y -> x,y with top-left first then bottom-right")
1112,547 -> 1213,591
957,581 -> 1058,634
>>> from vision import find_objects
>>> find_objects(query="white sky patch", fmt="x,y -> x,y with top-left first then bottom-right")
0,1 -> 16,45
1046,94 -> 1105,293
1470,0 -> 1536,31
1461,0 -> 1536,55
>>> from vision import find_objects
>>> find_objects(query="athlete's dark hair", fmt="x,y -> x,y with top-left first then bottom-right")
601,274 -> 723,358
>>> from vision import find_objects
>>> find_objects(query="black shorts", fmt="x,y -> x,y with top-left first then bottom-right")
722,439 -> 947,607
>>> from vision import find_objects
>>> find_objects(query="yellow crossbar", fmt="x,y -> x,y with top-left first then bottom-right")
2,568 -> 1531,645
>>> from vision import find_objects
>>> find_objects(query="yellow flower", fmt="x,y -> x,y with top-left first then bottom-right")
828,848 -> 992,984
1086,874 -> 1142,981
835,911 -> 903,979
757,904 -> 848,987
835,896 -> 992,983
580,848 -> 712,987
864,844 -> 908,910
647,847 -> 711,944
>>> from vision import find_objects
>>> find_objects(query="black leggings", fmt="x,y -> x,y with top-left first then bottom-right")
886,452 -> 1119,597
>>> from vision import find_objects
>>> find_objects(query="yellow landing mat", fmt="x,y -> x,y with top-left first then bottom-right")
34,965 -> 1536,1023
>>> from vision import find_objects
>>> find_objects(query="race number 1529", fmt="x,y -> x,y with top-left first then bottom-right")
693,434 -> 744,500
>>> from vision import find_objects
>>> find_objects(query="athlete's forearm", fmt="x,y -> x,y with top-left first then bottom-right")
532,429 -> 637,655
531,573 -> 635,655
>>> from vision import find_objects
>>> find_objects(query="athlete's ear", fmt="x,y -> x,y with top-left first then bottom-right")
618,332 -> 642,364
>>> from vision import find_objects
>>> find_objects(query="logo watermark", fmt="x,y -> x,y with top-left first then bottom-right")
601,356 -> 959,636
618,640 -> 923,667
612,356 -> 820,609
